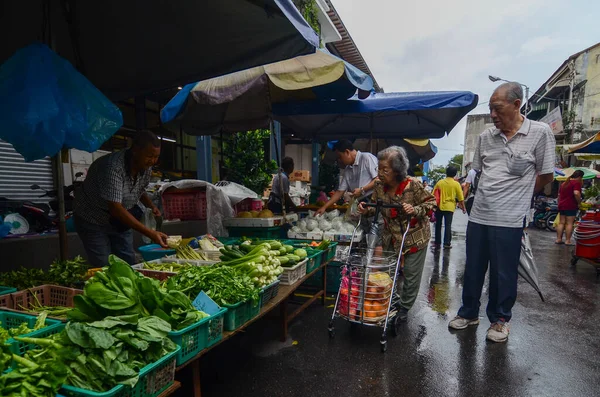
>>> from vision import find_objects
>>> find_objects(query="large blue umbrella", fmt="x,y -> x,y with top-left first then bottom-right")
273,91 -> 479,139
161,50 -> 373,135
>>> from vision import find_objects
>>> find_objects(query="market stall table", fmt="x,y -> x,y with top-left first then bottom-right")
175,259 -> 330,397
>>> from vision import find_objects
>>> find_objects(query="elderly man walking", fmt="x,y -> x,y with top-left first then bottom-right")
448,82 -> 555,343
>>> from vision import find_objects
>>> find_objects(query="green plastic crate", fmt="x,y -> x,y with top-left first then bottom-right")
61,345 -> 179,397
223,295 -> 261,332
226,226 -> 282,239
205,307 -> 227,348
324,242 -> 338,262
305,250 -> 323,274
0,286 -> 16,296
302,260 -> 343,294
168,317 -> 210,366
0,311 -> 64,356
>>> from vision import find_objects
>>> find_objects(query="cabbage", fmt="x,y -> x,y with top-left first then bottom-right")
294,248 -> 308,259
331,218 -> 343,231
326,209 -> 340,221
342,222 -> 356,233
299,220 -> 308,231
318,219 -> 332,231
291,226 -> 301,233
306,219 -> 318,231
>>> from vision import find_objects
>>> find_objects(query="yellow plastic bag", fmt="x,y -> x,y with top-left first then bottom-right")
553,213 -> 561,228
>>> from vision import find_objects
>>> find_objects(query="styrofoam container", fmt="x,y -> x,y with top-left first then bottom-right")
323,230 -> 364,243
224,213 -> 299,228
287,230 -> 323,240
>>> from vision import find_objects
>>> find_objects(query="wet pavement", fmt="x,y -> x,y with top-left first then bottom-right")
178,213 -> 600,397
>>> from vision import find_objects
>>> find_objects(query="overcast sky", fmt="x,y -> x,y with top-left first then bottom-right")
333,0 -> 600,168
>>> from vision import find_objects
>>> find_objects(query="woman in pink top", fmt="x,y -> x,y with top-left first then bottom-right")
556,170 -> 584,245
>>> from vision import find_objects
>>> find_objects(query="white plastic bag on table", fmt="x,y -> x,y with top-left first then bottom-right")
298,220 -> 308,231
331,217 -> 343,231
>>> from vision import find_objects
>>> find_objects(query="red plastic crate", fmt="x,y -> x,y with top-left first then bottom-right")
234,198 -> 263,214
162,188 -> 207,221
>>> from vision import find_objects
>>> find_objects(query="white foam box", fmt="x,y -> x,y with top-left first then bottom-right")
287,230 -> 324,240
323,230 -> 364,243
223,213 -> 299,228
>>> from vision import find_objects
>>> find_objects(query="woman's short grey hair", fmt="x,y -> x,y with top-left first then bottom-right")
377,146 -> 409,181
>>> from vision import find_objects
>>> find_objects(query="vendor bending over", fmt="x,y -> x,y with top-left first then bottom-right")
74,130 -> 168,267
358,146 -> 436,322
267,156 -> 298,214
316,140 -> 378,215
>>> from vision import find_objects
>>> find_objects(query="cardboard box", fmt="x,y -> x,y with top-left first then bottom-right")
289,170 -> 311,182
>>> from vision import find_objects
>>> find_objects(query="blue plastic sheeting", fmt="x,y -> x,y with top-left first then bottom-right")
0,0 -> 318,100
273,91 -> 479,140
0,43 -> 122,161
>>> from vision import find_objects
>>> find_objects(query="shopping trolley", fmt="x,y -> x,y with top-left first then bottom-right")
328,200 -> 411,352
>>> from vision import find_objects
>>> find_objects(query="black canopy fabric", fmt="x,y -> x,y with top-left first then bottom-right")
0,0 -> 319,100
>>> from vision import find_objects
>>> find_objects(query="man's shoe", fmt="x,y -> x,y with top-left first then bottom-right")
486,321 -> 510,343
448,316 -> 480,330
397,307 -> 408,322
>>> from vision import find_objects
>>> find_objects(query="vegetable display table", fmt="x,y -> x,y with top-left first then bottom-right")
175,259 -> 330,397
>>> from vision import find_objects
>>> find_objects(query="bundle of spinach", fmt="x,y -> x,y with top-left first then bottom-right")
13,314 -> 176,392
0,311 -> 48,338
0,267 -> 47,290
68,255 -> 207,331
0,316 -> 68,397
0,256 -> 89,290
165,264 -> 260,306
47,256 -> 89,288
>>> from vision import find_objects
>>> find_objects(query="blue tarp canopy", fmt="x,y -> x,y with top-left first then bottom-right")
273,91 -> 479,139
0,0 -> 319,100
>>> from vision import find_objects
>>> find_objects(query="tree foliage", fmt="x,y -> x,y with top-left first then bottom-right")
427,166 -> 447,185
223,130 -> 277,195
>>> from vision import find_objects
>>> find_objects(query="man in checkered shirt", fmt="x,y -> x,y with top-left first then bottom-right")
74,131 -> 168,267
448,82 -> 555,343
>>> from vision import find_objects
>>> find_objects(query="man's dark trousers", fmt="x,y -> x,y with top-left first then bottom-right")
458,221 -> 523,323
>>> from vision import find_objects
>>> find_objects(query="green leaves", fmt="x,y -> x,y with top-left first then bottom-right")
73,255 -> 206,331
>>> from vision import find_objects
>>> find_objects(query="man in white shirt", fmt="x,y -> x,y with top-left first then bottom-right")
462,166 -> 480,215
316,140 -> 378,215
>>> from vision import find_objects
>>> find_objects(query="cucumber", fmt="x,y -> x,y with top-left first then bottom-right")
278,256 -> 290,265
279,247 -> 287,256
286,254 -> 301,262
283,245 -> 294,253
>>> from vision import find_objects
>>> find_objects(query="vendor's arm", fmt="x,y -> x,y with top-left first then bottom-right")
140,192 -> 161,217
316,190 -> 344,215
352,177 -> 378,198
108,201 -> 168,247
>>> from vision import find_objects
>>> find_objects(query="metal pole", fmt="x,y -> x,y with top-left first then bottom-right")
524,85 -> 530,115
55,151 -> 67,260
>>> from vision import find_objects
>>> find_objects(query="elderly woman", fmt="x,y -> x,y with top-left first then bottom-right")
358,146 -> 436,321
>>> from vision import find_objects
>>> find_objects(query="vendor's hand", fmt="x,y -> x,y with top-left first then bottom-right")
357,201 -> 368,214
352,188 -> 363,198
316,206 -> 327,216
151,206 -> 161,218
151,231 -> 169,248
402,203 -> 415,215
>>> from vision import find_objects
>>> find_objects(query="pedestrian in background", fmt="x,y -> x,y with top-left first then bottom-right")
556,169 -> 584,245
449,82 -> 555,343
433,166 -> 466,249
423,180 -> 433,193
462,166 -> 481,215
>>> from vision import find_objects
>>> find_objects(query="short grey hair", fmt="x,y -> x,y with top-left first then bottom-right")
377,146 -> 409,181
495,82 -> 523,103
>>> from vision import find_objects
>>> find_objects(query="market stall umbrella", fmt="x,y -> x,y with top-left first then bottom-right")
0,0 -> 319,100
160,50 -> 374,135
568,131 -> 600,154
273,91 -> 479,139
554,167 -> 600,181
520,232 -> 545,302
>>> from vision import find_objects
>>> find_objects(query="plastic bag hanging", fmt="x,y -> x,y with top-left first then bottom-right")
0,43 -> 123,161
